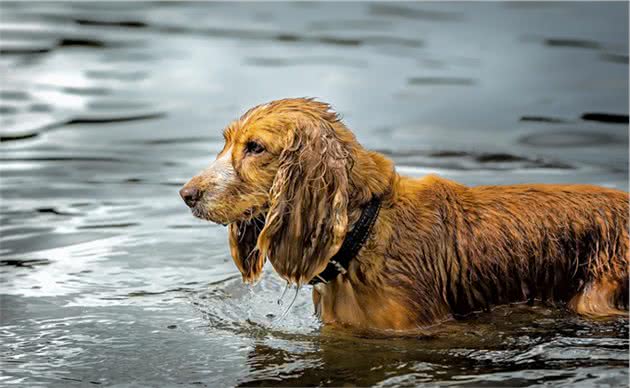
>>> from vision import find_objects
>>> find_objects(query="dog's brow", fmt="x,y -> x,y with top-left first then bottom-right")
222,126 -> 235,142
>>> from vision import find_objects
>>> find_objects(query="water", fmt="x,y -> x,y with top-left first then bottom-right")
0,2 -> 628,386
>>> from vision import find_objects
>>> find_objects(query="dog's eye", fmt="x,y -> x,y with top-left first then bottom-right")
245,141 -> 265,155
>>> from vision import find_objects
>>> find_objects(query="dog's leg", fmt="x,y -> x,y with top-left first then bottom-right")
568,277 -> 628,318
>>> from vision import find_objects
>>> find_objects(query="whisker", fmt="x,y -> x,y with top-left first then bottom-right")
238,222 -> 248,242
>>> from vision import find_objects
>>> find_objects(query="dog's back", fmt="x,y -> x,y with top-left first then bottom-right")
450,180 -> 628,316
391,176 -> 629,321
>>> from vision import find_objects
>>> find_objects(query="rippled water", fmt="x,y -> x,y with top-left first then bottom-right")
1,2 -> 628,387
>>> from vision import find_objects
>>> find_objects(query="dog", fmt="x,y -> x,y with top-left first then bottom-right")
180,98 -> 629,331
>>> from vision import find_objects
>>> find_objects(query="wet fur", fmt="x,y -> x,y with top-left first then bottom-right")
183,98 -> 629,331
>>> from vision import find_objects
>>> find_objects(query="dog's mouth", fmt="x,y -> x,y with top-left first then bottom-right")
188,200 -> 269,282
190,204 -> 210,221
190,201 -> 267,227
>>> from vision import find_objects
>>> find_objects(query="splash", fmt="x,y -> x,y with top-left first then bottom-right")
275,285 -> 301,323
277,281 -> 290,305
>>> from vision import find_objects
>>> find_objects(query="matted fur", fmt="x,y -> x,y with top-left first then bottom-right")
181,98 -> 629,331
257,119 -> 350,285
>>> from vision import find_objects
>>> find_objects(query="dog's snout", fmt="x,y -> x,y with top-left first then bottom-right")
180,186 -> 201,208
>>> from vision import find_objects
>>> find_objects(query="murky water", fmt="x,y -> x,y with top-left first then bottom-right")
1,2 -> 628,387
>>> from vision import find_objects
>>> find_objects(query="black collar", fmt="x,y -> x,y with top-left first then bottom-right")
309,197 -> 382,285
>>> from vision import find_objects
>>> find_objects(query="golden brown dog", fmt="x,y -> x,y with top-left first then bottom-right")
180,98 -> 629,331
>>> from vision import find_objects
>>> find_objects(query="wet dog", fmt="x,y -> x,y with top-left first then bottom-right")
180,98 -> 629,331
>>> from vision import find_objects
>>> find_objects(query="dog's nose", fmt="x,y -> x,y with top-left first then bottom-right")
179,186 -> 201,208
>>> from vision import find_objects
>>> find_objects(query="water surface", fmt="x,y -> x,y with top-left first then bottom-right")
1,2 -> 628,387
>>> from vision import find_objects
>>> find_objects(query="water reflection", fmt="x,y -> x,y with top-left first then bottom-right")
0,1 -> 628,386
232,304 -> 628,386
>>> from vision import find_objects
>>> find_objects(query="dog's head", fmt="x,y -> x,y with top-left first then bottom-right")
180,98 -> 366,285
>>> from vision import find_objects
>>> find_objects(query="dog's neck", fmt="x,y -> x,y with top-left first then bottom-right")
347,148 -> 396,209
306,147 -> 395,285
309,196 -> 382,285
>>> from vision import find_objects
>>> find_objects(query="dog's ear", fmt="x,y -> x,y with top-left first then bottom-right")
228,220 -> 266,284
257,118 -> 350,285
